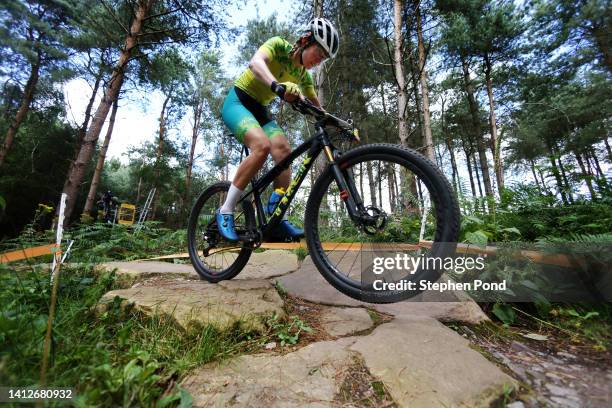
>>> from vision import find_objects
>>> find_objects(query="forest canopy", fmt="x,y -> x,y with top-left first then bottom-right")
0,0 -> 610,240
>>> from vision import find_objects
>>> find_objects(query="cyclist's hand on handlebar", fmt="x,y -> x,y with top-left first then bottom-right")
271,81 -> 302,102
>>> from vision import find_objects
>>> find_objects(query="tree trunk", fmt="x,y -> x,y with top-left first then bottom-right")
440,96 -> 458,191
445,137 -> 459,190
436,145 -> 444,168
461,56 -> 493,198
603,137 -> 611,161
380,83 -> 388,121
83,98 -> 119,215
219,143 -> 226,181
151,94 -> 171,220
0,55 -> 40,168
76,69 -> 103,154
574,151 -> 596,199
588,148 -> 609,192
416,6 -> 434,161
60,0 -> 153,225
313,0 -> 324,23
387,163 -> 396,212
589,147 -> 604,177
556,152 -> 573,203
408,50 -> 424,147
548,155 -> 568,204
537,166 -> 553,198
530,160 -> 542,193
136,176 -> 143,204
359,162 -> 364,202
313,0 -> 328,179
311,1 -> 331,225
590,25 -> 612,73
379,83 -> 392,144
156,96 -> 170,168
186,99 -> 203,203
63,66 -> 105,212
364,129 -> 377,206
464,147 -> 476,197
377,160 -> 383,207
484,53 -> 503,194
393,0 -> 409,147
366,162 -> 376,206
393,166 -> 400,210
313,0 -> 325,104
473,154 -> 484,198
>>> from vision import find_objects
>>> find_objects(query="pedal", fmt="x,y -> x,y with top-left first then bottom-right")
237,233 -> 257,243
236,230 -> 262,247
265,234 -> 305,243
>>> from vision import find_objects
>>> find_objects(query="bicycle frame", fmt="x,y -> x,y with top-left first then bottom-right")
236,123 -> 366,241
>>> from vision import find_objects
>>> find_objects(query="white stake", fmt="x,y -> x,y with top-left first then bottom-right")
50,193 -> 67,284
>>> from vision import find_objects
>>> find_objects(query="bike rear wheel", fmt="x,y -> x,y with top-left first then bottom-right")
305,143 -> 460,303
187,181 -> 255,282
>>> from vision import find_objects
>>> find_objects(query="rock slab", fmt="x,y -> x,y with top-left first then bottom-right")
349,318 -> 518,408
181,339 -> 359,407
276,256 -> 489,324
97,278 -> 284,332
319,307 -> 374,337
97,250 -> 298,285
96,253 -> 520,408
235,250 -> 299,280
96,261 -> 196,284
182,318 -> 518,408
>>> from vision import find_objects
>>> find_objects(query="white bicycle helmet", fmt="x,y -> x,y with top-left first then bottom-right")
303,17 -> 339,59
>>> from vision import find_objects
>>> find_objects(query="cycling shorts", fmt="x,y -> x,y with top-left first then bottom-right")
221,86 -> 284,143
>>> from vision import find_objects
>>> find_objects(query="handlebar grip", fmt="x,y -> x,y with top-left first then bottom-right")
271,81 -> 286,99
293,98 -> 325,117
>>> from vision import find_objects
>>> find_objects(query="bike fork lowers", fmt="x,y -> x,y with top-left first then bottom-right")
320,136 -> 365,222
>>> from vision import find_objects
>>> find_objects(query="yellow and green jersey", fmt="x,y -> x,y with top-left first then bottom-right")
234,36 -> 316,106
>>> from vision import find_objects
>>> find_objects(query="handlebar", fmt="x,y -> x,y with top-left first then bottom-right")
290,98 -> 360,143
271,82 -> 359,143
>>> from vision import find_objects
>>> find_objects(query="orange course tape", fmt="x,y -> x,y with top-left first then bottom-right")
0,244 -> 59,263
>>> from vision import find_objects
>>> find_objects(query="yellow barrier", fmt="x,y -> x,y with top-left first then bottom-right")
118,203 -> 136,225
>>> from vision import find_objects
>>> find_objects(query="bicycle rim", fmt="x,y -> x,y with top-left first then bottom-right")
306,144 -> 459,302
188,182 -> 254,282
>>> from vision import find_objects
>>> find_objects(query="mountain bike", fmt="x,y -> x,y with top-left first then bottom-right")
187,100 -> 460,303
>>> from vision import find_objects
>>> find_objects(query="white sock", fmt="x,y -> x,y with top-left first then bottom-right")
220,184 -> 244,214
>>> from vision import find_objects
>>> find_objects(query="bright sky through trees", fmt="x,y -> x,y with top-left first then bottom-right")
63,0 -> 297,162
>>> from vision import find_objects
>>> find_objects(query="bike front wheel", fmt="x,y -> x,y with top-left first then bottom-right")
187,181 -> 255,282
305,143 -> 460,303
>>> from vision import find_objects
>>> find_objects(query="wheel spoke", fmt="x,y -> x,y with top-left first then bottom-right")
309,149 -> 449,300
187,182 -> 255,281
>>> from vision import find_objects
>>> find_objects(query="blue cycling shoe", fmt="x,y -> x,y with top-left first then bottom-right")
277,219 -> 305,239
266,189 -> 284,216
215,210 -> 239,241
267,189 -> 305,240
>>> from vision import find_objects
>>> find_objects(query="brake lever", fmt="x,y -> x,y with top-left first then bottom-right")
291,98 -> 325,118
290,99 -> 309,115
291,99 -> 356,142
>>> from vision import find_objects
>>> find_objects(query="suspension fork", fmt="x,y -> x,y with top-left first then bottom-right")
321,136 -> 366,222
340,165 -> 366,212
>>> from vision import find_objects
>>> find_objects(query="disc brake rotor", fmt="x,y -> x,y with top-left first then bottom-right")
361,205 -> 388,235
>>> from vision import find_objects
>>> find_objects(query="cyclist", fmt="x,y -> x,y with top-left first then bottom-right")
217,17 -> 340,241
